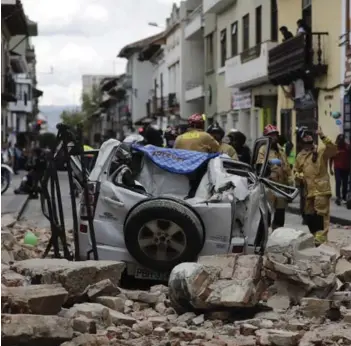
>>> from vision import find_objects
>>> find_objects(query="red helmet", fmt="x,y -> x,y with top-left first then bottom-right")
188,113 -> 205,128
263,124 -> 279,136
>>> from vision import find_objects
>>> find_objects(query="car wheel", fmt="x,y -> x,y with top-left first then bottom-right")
124,198 -> 205,272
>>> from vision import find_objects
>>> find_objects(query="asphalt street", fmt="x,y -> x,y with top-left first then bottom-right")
1,172 -> 26,215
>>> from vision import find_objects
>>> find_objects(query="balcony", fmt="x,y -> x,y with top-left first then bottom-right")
26,47 -> 35,63
1,74 -> 16,102
8,99 -> 32,113
268,32 -> 328,86
185,81 -> 204,101
185,5 -> 203,40
10,53 -> 28,73
203,0 -> 236,14
225,41 -> 278,89
151,96 -> 167,116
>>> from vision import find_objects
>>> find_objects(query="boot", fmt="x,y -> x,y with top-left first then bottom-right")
313,214 -> 326,246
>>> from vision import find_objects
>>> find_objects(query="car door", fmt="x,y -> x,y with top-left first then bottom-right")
92,147 -> 148,248
245,137 -> 271,247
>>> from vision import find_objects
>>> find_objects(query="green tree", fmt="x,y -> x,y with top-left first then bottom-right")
80,84 -> 103,133
60,108 -> 86,127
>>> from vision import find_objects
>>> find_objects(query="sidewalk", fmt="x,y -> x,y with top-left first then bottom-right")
287,197 -> 351,226
1,172 -> 29,221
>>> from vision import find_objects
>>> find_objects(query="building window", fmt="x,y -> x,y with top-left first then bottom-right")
205,33 -> 214,71
220,29 -> 227,67
271,0 -> 278,41
231,22 -> 238,56
242,14 -> 249,51
255,6 -> 262,45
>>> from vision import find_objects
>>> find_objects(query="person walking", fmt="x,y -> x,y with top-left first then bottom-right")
329,134 -> 351,205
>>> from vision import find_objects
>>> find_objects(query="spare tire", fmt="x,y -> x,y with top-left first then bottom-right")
124,198 -> 205,272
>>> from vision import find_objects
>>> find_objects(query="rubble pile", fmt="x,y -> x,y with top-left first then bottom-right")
1,222 -> 351,346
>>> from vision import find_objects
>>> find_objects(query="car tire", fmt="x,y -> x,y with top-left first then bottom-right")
124,198 -> 205,272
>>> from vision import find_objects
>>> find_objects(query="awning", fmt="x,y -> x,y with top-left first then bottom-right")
33,88 -> 43,98
1,0 -> 28,35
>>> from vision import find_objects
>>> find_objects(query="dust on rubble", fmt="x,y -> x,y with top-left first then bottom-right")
1,221 -> 351,346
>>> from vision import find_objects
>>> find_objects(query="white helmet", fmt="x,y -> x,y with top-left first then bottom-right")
228,128 -> 238,133
123,134 -> 145,145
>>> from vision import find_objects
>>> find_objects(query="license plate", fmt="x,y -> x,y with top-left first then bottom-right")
134,267 -> 169,281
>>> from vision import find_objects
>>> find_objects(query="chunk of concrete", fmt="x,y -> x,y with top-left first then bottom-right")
198,254 -> 237,279
341,244 -> 351,260
83,279 -> 120,301
11,259 -> 125,302
1,284 -> 68,315
336,258 -> 351,282
266,227 -> 315,258
169,256 -> 264,311
60,334 -> 111,346
1,270 -> 26,287
1,314 -> 73,346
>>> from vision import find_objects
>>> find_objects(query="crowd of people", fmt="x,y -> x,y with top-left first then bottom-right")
128,113 -> 349,246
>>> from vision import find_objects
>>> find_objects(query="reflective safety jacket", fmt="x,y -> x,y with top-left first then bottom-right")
294,136 -> 337,198
219,143 -> 238,160
173,128 -> 220,153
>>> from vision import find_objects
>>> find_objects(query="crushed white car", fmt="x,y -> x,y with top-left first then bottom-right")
78,137 -> 298,280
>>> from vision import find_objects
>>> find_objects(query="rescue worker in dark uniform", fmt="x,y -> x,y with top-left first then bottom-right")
227,129 -> 251,164
174,113 -> 219,153
257,124 -> 292,230
207,122 -> 238,160
294,126 -> 337,245
143,124 -> 164,147
164,126 -> 177,148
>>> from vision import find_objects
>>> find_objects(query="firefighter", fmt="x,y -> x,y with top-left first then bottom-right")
257,124 -> 292,230
207,122 -> 238,159
294,126 -> 337,245
173,113 -> 220,153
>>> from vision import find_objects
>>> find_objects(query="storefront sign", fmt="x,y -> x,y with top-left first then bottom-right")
231,89 -> 252,110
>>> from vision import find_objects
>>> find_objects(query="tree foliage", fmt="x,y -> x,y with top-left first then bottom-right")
59,85 -> 102,135
60,108 -> 86,127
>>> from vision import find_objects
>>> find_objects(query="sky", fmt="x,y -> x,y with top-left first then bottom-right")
22,0 -> 180,107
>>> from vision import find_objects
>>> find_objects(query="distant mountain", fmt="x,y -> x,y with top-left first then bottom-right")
39,105 -> 79,133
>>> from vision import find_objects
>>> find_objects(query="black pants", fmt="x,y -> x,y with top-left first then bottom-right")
335,168 -> 350,200
272,208 -> 285,229
299,185 -> 306,223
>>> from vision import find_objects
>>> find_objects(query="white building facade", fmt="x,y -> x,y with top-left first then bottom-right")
118,33 -> 164,125
202,0 -> 279,145
182,0 -> 205,118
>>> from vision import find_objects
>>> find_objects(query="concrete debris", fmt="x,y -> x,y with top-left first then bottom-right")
168,255 -> 265,311
2,221 -> 351,346
11,258 -> 125,302
2,283 -> 68,314
1,314 -> 73,346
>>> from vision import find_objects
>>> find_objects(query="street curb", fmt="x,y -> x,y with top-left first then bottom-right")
16,195 -> 30,221
287,205 -> 351,226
